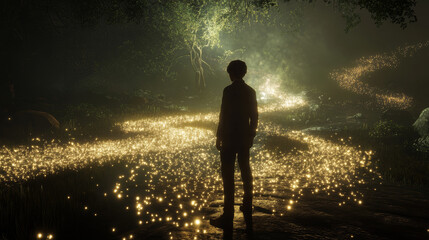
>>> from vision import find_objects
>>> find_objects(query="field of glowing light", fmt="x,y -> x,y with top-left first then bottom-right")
0,86 -> 384,239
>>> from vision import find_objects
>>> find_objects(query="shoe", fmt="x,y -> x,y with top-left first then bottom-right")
210,214 -> 233,231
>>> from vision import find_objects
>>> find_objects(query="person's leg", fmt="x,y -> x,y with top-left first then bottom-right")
220,149 -> 236,221
238,148 -> 252,211
238,148 -> 253,232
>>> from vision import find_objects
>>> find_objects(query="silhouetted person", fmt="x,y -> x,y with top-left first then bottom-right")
210,60 -> 258,236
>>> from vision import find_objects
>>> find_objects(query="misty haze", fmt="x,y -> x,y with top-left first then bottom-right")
1,1 -> 428,239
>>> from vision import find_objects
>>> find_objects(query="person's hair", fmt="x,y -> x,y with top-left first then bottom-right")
227,60 -> 247,78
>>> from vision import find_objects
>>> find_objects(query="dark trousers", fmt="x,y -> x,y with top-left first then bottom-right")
220,147 -> 253,219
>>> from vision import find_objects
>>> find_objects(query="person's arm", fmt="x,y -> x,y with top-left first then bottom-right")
249,90 -> 258,140
216,89 -> 226,150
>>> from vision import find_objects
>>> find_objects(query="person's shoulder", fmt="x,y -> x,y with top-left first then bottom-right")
244,82 -> 256,94
222,84 -> 232,95
225,81 -> 238,90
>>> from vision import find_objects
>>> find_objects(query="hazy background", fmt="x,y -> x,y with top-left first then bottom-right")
2,1 -> 428,114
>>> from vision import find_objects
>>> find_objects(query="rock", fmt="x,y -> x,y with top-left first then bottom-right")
414,136 -> 429,153
413,107 -> 429,137
381,109 -> 414,126
302,126 -> 326,132
2,110 -> 60,139
347,113 -> 363,120
413,108 -> 429,152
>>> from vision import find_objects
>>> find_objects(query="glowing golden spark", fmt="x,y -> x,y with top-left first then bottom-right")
330,41 -> 429,109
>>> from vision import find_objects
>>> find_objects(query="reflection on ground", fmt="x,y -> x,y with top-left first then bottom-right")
0,96 -> 383,238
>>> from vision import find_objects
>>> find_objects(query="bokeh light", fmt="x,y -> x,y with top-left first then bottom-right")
1,99 -> 379,238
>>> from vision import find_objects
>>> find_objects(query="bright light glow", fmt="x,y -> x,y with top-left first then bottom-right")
256,75 -> 306,112
195,219 -> 201,225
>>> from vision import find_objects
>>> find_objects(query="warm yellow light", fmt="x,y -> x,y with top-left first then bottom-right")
195,219 -> 201,225
330,41 -> 429,109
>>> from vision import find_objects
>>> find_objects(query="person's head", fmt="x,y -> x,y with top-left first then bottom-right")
227,60 -> 247,81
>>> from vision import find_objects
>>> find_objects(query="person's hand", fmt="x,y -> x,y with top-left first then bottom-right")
216,138 -> 222,151
249,132 -> 256,148
249,137 -> 254,148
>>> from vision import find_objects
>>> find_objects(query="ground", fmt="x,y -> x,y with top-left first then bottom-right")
0,100 -> 428,240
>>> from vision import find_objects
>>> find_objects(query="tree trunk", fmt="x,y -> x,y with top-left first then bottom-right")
189,44 -> 206,91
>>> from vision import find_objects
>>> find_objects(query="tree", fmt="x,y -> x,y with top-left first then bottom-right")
283,0 -> 418,31
129,0 -> 418,90
1,0 -> 419,91
151,0 -> 277,90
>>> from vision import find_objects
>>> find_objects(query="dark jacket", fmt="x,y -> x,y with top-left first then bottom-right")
217,79 -> 258,149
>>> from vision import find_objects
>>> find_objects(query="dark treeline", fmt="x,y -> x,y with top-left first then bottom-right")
0,0 -> 424,128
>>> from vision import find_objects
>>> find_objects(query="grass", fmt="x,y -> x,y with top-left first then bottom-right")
374,145 -> 429,186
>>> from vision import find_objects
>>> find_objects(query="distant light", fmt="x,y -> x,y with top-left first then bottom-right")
330,41 -> 429,109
